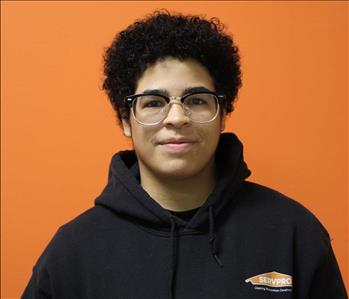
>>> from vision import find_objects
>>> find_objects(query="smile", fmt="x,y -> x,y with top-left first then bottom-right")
158,139 -> 198,152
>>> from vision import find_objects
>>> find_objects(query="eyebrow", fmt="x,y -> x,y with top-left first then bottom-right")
140,86 -> 213,96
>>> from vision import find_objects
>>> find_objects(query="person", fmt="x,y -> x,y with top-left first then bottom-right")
22,10 -> 347,299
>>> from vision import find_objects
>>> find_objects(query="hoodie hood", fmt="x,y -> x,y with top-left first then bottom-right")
95,132 -> 250,231
95,132 -> 251,298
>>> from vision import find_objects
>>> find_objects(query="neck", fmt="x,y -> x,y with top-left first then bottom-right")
138,159 -> 216,212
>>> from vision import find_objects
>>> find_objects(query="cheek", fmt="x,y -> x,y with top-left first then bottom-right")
130,123 -> 156,152
199,122 -> 222,156
203,120 -> 223,143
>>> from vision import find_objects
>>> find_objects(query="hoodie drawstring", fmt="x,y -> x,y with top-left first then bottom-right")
168,207 -> 223,298
209,206 -> 224,267
169,217 -> 177,299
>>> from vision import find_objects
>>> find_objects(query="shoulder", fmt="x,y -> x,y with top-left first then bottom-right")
235,181 -> 330,242
55,204 -> 129,243
226,182 -> 333,263
59,205 -> 114,232
36,206 -> 122,263
239,181 -> 326,222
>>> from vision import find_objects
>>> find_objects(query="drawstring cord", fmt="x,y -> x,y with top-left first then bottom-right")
209,206 -> 224,267
168,207 -> 223,299
169,217 -> 177,299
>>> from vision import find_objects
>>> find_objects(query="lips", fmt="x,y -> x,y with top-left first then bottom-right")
157,137 -> 198,152
158,138 -> 197,145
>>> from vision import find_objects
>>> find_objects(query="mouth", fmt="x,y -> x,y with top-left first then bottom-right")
157,138 -> 198,152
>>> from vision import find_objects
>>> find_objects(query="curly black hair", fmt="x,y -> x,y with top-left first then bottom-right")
103,10 -> 241,123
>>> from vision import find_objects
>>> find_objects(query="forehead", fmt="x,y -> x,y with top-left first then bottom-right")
135,57 -> 215,94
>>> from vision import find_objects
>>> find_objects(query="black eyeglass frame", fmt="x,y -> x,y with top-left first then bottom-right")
124,91 -> 226,108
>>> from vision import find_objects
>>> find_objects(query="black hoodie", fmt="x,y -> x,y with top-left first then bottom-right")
22,133 -> 347,299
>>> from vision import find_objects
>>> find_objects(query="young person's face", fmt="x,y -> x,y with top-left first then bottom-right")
122,57 -> 226,180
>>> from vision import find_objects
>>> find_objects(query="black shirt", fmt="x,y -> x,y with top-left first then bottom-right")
167,207 -> 200,222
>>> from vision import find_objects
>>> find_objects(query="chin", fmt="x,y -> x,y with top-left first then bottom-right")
153,159 -> 208,180
157,169 -> 199,180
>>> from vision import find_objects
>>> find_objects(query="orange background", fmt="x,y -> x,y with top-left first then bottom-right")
1,1 -> 348,297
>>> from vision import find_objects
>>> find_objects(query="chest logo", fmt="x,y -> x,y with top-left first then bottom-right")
245,271 -> 293,288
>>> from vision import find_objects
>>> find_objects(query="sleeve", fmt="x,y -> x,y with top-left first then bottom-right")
21,266 -> 52,299
309,244 -> 348,299
291,199 -> 348,298
21,226 -> 68,299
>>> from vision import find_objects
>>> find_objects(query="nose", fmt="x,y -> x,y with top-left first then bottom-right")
162,102 -> 191,128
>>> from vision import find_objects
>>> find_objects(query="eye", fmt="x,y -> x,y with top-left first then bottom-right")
138,96 -> 167,109
144,100 -> 165,108
185,97 -> 208,106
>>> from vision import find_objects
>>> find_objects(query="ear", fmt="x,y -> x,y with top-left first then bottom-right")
121,118 -> 132,137
220,112 -> 226,132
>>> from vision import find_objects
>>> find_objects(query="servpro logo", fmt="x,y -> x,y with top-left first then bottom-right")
245,271 -> 292,291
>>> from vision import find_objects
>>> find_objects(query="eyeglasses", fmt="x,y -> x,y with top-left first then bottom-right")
124,91 -> 226,125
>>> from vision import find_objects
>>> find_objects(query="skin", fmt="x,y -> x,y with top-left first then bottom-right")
122,57 -> 226,211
